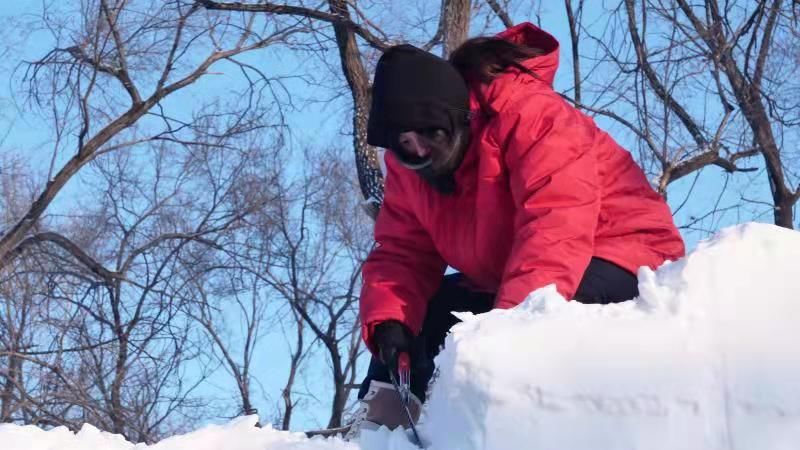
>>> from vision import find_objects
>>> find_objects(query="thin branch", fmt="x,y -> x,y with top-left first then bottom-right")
624,0 -> 708,148
0,23 -> 301,268
564,0 -> 583,104
422,1 -> 448,51
3,232 -> 121,282
196,0 -> 389,50
751,0 -> 781,91
485,0 -> 513,29
100,0 -> 142,104
0,337 -> 118,357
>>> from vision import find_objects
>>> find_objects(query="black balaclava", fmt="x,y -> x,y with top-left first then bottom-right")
367,44 -> 471,194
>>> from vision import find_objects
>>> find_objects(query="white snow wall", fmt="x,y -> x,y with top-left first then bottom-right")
421,223 -> 800,450
2,223 -> 800,450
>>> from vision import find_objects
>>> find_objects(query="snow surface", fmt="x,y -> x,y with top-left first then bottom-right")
3,222 -> 799,450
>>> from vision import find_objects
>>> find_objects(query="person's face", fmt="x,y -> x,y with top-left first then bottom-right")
395,129 -> 443,167
394,127 -> 463,176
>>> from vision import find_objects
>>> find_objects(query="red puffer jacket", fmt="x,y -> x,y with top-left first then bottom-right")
360,23 -> 685,352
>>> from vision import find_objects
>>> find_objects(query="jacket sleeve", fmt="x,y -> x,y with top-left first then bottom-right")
360,155 -> 446,354
493,94 -> 601,308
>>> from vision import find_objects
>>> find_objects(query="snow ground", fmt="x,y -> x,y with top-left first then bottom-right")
3,222 -> 799,450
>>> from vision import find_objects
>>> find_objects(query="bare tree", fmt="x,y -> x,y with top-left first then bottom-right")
188,274 -> 264,420
1,0 -> 377,435
252,149 -> 371,429
0,156 -> 40,424
0,1 -> 308,435
197,0 -> 476,217
1,122 -> 283,441
0,0 -> 301,268
574,1 -> 799,229
669,0 -> 800,228
182,174 -> 284,425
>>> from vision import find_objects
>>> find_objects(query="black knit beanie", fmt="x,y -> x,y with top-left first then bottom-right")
367,44 -> 470,150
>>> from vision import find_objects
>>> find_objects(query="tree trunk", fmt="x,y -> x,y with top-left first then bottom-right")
678,0 -> 796,228
442,0 -> 471,57
110,333 -> 128,435
326,348 -> 346,429
1,355 -> 20,422
110,282 -> 128,436
328,381 -> 347,429
281,310 -> 304,431
327,0 -> 384,217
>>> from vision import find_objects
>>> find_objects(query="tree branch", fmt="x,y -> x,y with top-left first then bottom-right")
752,0 -> 781,92
486,0 -> 513,29
195,0 -> 389,50
564,0 -> 583,104
100,0 -> 142,104
669,148 -> 758,182
422,2 -> 448,51
624,0 -> 708,148
675,0 -> 794,226
2,232 -> 120,282
0,23 -> 299,268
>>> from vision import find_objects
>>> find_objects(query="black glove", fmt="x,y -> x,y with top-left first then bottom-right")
372,320 -> 412,374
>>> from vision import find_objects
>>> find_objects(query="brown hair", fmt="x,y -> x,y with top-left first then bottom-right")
449,37 -> 545,85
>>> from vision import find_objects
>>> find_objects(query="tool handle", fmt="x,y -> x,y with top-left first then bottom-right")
393,351 -> 422,445
397,352 -> 412,402
398,352 -> 411,372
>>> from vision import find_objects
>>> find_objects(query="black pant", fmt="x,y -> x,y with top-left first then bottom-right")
357,257 -> 639,401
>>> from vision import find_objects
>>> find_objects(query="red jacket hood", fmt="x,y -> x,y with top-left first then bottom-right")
497,22 -> 560,86
470,23 -> 561,113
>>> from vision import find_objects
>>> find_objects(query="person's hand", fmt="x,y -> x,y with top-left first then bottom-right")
372,320 -> 412,374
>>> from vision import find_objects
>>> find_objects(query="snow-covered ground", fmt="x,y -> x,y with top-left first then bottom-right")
3,223 -> 799,450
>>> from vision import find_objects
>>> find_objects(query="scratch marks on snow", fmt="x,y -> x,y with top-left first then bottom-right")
735,401 -> 800,418
526,386 -> 703,417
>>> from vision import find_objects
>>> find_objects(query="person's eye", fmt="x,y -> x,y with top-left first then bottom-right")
422,128 -> 448,143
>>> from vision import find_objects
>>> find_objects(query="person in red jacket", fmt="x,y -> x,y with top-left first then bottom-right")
347,23 -> 685,438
